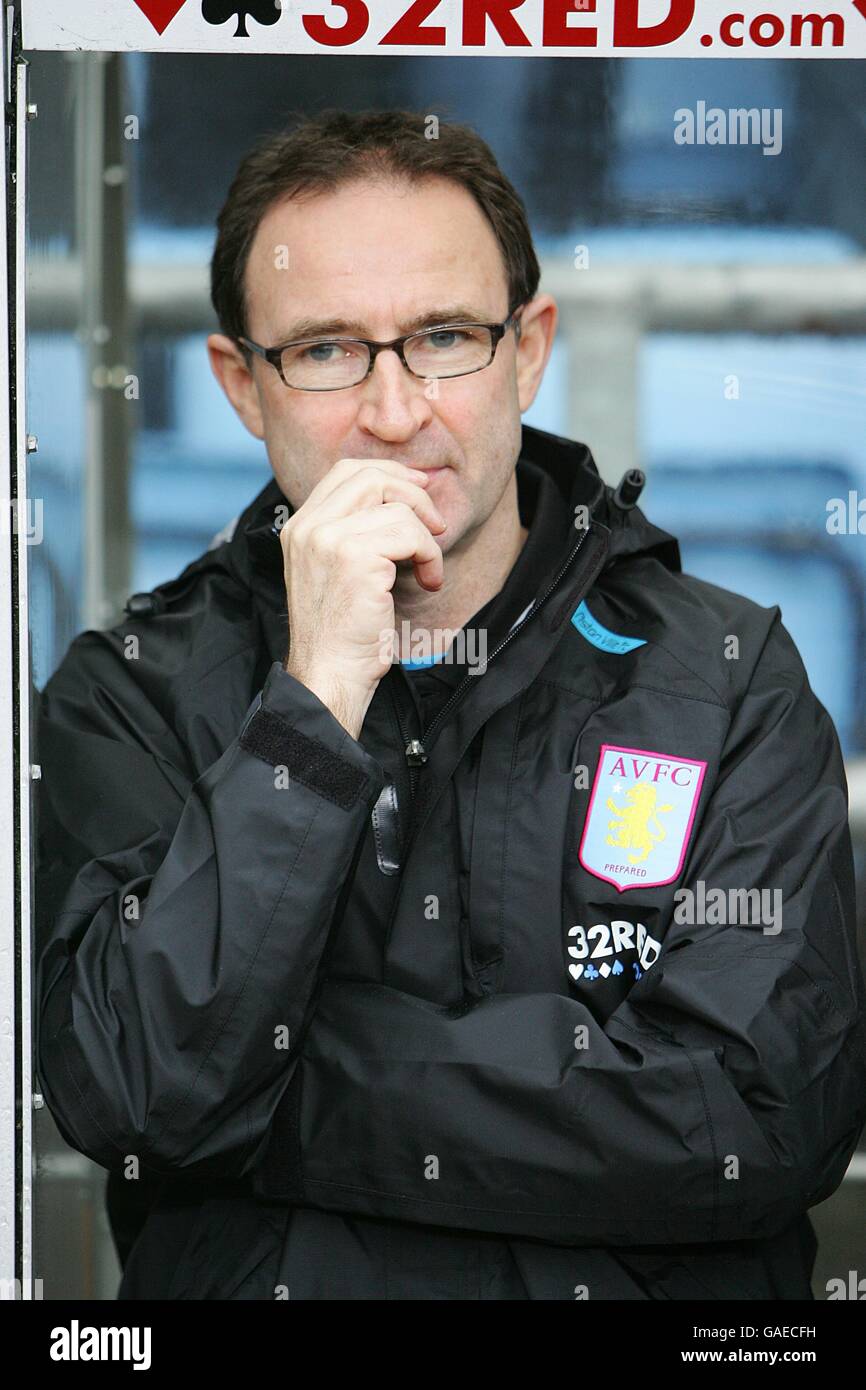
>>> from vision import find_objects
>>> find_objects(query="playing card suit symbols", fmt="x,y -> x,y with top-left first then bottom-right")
132,0 -> 189,34
201,0 -> 282,37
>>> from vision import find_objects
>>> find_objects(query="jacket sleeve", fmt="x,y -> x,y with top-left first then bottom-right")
290,613 -> 866,1245
35,640 -> 385,1179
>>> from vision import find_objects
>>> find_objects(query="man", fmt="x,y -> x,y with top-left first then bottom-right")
35,109 -> 866,1301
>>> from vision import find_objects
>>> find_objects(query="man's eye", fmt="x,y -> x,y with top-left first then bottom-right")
427,330 -> 467,350
302,342 -> 343,363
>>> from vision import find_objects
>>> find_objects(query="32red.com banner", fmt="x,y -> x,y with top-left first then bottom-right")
21,0 -> 866,57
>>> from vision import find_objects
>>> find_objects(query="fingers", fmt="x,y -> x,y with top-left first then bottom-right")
316,469 -> 447,537
316,503 -> 445,591
301,458 -> 435,518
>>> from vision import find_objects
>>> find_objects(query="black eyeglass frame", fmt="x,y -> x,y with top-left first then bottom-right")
237,306 -> 524,391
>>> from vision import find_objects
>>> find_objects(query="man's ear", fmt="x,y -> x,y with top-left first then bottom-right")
207,333 -> 266,440
514,294 -> 558,413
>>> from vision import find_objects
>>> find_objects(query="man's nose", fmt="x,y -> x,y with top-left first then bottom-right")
354,346 -> 432,440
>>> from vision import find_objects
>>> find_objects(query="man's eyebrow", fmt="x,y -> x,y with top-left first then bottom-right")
272,307 -> 494,343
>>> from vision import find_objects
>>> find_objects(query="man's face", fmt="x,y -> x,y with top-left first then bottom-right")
209,175 -> 555,555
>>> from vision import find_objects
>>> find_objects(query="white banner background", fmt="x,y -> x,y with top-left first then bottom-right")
21,0 -> 866,58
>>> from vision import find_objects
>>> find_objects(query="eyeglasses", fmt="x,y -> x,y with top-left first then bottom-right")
238,308 -> 523,392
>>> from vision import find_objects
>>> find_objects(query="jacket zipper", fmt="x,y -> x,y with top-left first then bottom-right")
402,521 -> 593,767
389,673 -> 424,797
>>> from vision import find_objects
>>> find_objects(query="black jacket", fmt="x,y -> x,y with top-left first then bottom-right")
34,425 -> 866,1300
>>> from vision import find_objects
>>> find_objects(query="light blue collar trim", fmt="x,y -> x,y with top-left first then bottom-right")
400,650 -> 447,670
572,599 -> 646,654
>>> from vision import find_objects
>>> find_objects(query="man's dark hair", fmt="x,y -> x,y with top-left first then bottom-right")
210,108 -> 540,356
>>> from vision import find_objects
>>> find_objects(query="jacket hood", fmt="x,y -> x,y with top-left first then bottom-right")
224,423 -> 681,613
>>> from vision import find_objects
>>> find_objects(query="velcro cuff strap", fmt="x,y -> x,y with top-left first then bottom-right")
239,705 -> 370,810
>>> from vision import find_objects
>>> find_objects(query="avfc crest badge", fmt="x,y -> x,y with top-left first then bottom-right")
579,744 -> 707,893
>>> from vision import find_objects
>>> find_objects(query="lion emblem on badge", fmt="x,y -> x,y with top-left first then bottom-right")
605,784 -> 674,864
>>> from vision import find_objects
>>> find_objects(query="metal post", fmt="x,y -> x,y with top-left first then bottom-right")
75,51 -> 131,632
558,297 -> 641,484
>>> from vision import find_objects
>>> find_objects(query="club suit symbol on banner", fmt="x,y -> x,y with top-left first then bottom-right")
202,0 -> 282,37
132,0 -> 189,34
579,743 -> 707,892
